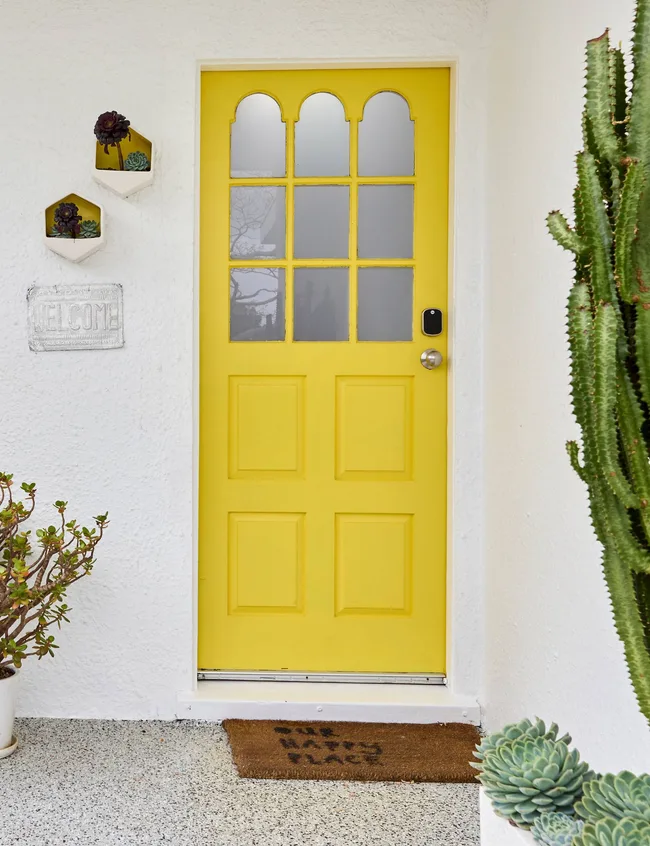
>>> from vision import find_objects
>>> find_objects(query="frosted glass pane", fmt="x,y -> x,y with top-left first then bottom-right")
295,93 -> 349,177
359,92 -> 414,177
294,268 -> 349,341
358,268 -> 413,341
230,186 -> 285,259
231,94 -> 285,177
230,268 -> 285,341
358,185 -> 413,259
294,186 -> 349,259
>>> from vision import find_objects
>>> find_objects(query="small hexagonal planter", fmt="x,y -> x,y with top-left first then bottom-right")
44,194 -> 104,263
94,126 -> 154,198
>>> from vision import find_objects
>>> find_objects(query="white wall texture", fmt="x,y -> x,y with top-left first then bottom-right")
0,0 -> 488,718
485,0 -> 650,771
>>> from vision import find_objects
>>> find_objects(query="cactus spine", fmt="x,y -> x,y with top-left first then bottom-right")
548,1 -> 650,724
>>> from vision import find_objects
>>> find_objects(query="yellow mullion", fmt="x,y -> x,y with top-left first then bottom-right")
285,119 -> 295,343
348,117 -> 359,344
229,176 -> 416,187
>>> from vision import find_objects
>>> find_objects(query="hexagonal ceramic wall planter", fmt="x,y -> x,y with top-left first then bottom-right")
93,127 -> 154,198
44,194 -> 104,262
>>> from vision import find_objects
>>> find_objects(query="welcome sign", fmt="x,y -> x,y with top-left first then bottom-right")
28,284 -> 124,351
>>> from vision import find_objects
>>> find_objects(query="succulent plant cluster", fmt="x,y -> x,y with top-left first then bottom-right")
478,719 -> 650,845
49,202 -> 99,239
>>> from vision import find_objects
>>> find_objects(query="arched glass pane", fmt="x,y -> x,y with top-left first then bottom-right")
231,94 -> 286,177
295,93 -> 349,177
359,92 -> 414,177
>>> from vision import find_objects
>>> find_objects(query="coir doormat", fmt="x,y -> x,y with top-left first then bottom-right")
223,720 -> 480,782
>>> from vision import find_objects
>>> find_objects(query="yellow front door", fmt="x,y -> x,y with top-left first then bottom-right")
199,68 -> 449,674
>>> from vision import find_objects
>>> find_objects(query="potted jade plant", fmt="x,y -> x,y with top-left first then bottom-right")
93,110 -> 154,198
474,718 -> 650,846
0,472 -> 107,757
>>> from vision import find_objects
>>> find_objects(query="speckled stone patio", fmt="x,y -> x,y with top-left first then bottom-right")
0,719 -> 480,846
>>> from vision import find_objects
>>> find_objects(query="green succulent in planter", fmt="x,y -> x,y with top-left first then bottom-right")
124,151 -> 150,172
573,817 -> 650,846
532,812 -> 584,846
79,220 -> 100,239
473,717 -> 571,762
475,737 -> 593,829
0,472 -> 108,672
576,771 -> 650,823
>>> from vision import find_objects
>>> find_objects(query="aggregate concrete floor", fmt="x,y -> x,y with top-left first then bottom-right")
1,719 -> 480,846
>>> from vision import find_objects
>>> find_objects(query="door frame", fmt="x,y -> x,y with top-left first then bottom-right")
185,57 -> 481,722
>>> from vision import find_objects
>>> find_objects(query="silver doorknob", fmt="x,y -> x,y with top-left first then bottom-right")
420,349 -> 443,370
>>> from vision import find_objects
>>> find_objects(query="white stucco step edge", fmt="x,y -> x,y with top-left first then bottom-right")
176,681 -> 480,724
480,790 -> 534,846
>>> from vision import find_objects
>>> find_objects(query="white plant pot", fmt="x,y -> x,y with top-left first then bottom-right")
93,146 -> 155,198
44,232 -> 105,263
480,789 -> 534,846
0,669 -> 19,758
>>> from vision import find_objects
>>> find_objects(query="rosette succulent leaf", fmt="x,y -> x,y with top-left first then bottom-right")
79,220 -> 100,239
477,737 -> 593,829
532,812 -> 585,846
473,718 -> 572,763
576,771 -> 650,822
52,202 -> 82,238
94,111 -> 131,170
573,817 -> 650,846
124,151 -> 150,172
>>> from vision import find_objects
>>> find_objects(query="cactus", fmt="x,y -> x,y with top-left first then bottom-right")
474,737 -> 593,829
473,717 -> 571,763
531,812 -> 584,846
124,151 -> 150,171
547,0 -> 650,725
576,771 -> 650,823
573,817 -> 650,846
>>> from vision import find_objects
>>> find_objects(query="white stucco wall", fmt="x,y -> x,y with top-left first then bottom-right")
0,0 -> 487,718
485,0 -> 650,772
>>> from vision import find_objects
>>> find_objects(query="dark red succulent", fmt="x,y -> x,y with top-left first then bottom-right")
94,111 -> 131,153
53,202 -> 82,238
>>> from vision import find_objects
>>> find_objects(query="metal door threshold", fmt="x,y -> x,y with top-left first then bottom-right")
198,671 -> 446,685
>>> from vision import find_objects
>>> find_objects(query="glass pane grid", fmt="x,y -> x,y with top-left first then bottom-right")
228,90 -> 416,344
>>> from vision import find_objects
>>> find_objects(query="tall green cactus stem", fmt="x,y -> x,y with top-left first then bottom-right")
548,4 -> 650,724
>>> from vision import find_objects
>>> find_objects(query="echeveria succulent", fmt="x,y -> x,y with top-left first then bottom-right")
52,202 -> 82,238
79,220 -> 100,239
94,111 -> 131,153
476,737 -> 593,829
576,771 -> 650,823
473,717 -> 571,762
124,151 -> 150,172
532,812 -> 584,846
573,816 -> 650,846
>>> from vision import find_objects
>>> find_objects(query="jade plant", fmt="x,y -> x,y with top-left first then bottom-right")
49,202 -> 99,239
547,0 -> 650,724
531,812 -> 584,846
576,772 -> 650,823
472,736 -> 593,828
573,817 -> 650,846
0,472 -> 107,675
